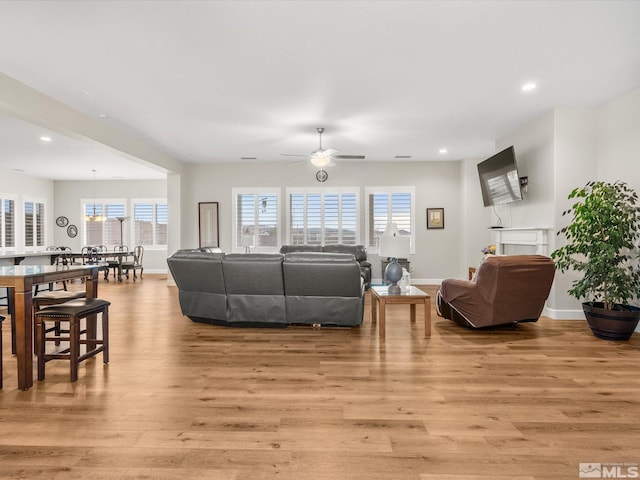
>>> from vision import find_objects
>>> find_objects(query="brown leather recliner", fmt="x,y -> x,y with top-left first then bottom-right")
437,255 -> 555,329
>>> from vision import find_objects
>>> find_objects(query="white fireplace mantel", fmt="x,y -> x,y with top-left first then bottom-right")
491,227 -> 550,256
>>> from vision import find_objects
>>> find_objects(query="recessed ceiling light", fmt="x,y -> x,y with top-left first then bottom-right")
521,82 -> 537,92
439,148 -> 448,154
98,113 -> 108,119
40,136 -> 52,142
81,90 -> 91,96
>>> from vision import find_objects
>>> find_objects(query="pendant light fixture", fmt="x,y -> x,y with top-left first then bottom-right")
85,169 -> 104,222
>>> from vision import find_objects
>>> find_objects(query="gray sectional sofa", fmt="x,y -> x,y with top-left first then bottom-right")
167,249 -> 365,328
279,244 -> 371,289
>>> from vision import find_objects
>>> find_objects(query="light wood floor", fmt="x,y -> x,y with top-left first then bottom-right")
1,276 -> 639,480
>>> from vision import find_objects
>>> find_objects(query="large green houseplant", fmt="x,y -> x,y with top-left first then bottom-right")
551,181 -> 640,340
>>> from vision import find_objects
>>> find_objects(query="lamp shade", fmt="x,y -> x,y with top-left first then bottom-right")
378,223 -> 410,259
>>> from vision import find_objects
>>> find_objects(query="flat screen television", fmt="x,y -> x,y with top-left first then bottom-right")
477,146 -> 523,207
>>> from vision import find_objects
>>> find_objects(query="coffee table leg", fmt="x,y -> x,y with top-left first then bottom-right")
379,298 -> 386,338
424,297 -> 431,337
371,294 -> 377,324
410,304 -> 416,322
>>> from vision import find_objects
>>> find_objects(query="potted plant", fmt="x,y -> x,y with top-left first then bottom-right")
551,181 -> 640,340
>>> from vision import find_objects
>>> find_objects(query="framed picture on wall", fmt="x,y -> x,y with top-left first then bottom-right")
198,202 -> 219,248
427,208 -> 445,229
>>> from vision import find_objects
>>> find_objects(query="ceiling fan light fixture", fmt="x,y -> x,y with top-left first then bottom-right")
310,155 -> 333,168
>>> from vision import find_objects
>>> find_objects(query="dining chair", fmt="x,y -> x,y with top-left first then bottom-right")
122,245 -> 144,281
107,245 -> 129,281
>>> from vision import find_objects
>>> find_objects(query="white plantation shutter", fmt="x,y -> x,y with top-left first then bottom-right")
1,197 -> 16,252
105,204 -> 125,246
24,200 -> 45,249
134,202 -> 154,245
306,193 -> 322,245
290,193 -> 305,245
286,189 -> 359,245
324,193 -> 339,245
132,201 -> 167,247
233,189 -> 280,252
155,203 -> 168,245
83,200 -> 126,247
366,187 -> 415,253
341,193 -> 357,245
36,202 -> 45,247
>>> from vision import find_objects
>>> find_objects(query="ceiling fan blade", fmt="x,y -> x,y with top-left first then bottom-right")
281,153 -> 308,157
335,155 -> 366,159
286,159 -> 306,166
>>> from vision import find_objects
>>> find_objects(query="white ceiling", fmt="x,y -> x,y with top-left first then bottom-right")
0,0 -> 639,181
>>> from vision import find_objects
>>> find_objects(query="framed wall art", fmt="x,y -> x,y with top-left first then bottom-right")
198,202 -> 219,248
426,208 -> 445,229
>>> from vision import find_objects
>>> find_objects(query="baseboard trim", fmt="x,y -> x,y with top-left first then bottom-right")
542,307 -> 584,320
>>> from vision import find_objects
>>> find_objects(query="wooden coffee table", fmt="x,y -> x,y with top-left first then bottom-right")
370,285 -> 431,338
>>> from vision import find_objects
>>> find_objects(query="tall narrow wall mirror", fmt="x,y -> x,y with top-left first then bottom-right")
198,202 -> 219,248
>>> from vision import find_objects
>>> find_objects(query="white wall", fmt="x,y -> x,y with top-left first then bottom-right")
596,88 -> 640,327
551,107 -> 598,314
54,178 -> 167,273
459,157 -> 491,278
487,108 -> 599,317
177,159 -> 463,283
495,110 -> 556,230
596,89 -> 640,186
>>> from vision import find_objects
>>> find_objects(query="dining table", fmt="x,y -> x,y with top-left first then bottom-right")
64,250 -> 135,282
0,264 -> 99,390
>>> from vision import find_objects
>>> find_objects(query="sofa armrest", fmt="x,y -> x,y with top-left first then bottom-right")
440,278 -> 476,303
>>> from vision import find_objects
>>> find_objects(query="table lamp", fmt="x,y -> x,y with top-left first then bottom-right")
378,223 -> 410,294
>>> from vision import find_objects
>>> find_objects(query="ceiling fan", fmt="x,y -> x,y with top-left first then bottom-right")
281,127 -> 365,167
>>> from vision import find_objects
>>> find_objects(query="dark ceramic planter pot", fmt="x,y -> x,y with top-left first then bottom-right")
583,302 -> 640,341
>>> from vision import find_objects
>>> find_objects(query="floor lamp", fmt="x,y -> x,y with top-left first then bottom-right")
116,216 -> 129,246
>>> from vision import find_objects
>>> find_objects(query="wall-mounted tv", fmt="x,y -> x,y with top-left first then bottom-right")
477,146 -> 523,207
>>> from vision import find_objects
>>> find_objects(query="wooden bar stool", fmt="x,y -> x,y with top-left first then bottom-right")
0,314 -> 4,389
35,298 -> 110,382
33,290 -> 86,348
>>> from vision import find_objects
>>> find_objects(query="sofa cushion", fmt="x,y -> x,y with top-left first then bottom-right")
283,252 -> 364,326
279,245 -> 323,254
222,254 -> 286,324
280,244 -> 371,289
283,252 -> 361,297
322,244 -> 367,263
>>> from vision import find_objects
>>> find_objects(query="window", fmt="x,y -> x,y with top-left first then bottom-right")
0,195 -> 16,253
286,188 -> 359,245
232,188 -> 280,252
365,187 -> 415,254
82,200 -> 126,247
24,198 -> 46,250
132,199 -> 168,248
